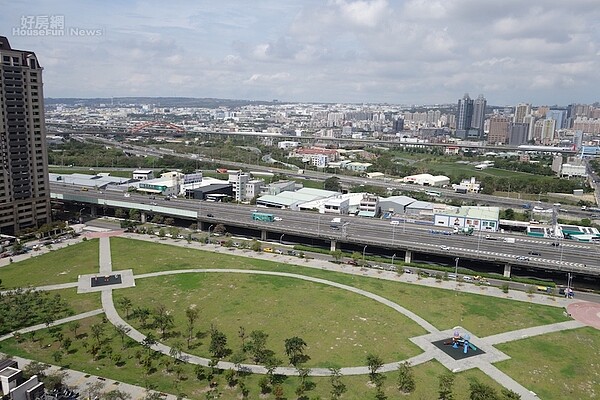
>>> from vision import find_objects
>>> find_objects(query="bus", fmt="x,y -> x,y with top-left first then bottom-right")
425,190 -> 441,197
252,212 -> 275,222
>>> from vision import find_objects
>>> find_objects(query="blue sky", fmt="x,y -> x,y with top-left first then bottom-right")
3,0 -> 600,105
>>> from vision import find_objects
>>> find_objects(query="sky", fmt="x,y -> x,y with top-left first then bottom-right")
2,0 -> 600,106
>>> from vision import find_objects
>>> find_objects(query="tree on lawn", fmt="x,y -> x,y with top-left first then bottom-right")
329,368 -> 347,400
330,249 -> 343,262
238,326 -> 246,347
133,307 -> 151,328
141,333 -> 157,356
114,324 -> 131,349
351,251 -> 362,264
439,372 -> 455,400
501,389 -> 521,399
323,176 -> 341,192
61,337 -> 72,352
169,340 -> 184,362
102,390 -> 132,400
153,304 -> 174,339
69,321 -> 80,338
469,380 -> 499,400
246,330 -> 270,363
284,336 -> 309,366
185,306 -> 199,348
91,323 -> 104,346
366,353 -> 383,382
397,361 -> 415,394
209,327 -> 229,359
118,297 -> 133,318
52,350 -> 63,364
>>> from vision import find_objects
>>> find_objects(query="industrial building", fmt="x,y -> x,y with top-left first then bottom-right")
433,206 -> 500,232
402,173 -> 450,187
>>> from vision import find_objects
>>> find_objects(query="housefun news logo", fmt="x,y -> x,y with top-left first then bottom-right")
12,15 -> 103,37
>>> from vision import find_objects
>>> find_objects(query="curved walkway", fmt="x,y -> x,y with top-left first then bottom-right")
104,269 -> 438,376
2,233 -> 596,400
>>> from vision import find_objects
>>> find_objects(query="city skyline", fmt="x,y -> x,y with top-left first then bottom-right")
2,0 -> 600,105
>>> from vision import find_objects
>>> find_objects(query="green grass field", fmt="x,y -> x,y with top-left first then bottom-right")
1,236 -> 593,398
114,273 -> 426,367
110,237 -> 569,337
495,327 -> 600,400
0,239 -> 99,289
0,314 -> 506,399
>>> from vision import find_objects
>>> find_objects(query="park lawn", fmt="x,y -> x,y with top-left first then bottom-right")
418,160 -> 538,179
114,273 -> 426,367
0,239 -> 99,289
0,314 -> 505,399
56,288 -> 102,314
110,237 -> 569,337
495,327 -> 600,400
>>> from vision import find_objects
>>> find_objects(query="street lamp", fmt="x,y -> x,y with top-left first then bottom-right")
78,207 -> 85,223
362,245 -> 368,265
208,224 -> 214,243
317,215 -> 322,236
391,253 -> 396,266
341,222 -> 350,239
280,233 -> 285,244
454,257 -> 459,275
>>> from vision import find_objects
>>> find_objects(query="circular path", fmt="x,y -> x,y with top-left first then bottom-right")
105,268 -> 440,376
567,301 -> 600,330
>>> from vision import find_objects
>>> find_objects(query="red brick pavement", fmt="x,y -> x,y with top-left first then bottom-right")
567,301 -> 600,330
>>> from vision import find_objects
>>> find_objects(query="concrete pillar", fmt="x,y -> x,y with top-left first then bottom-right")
197,221 -> 204,231
140,212 -> 147,223
330,240 -> 337,252
504,264 -> 511,278
90,205 -> 97,217
261,230 -> 267,241
404,250 -> 412,263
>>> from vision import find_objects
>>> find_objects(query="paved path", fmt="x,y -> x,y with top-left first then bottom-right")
0,309 -> 104,342
2,230 -> 598,400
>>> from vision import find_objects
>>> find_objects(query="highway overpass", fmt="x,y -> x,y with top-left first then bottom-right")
51,183 -> 600,280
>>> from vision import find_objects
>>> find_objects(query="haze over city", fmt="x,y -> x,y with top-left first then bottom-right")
3,0 -> 600,105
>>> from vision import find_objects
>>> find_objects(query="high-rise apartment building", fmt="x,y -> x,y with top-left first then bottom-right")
0,37 -> 50,235
513,103 -> 531,124
455,93 -> 474,139
471,94 -> 486,136
487,116 -> 510,144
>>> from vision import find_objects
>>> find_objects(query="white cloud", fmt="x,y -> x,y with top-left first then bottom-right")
2,0 -> 599,104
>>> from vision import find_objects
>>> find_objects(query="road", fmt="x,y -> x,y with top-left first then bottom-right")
51,183 -> 600,277
74,134 -> 594,219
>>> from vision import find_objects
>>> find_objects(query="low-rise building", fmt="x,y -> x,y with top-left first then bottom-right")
346,162 -> 372,172
402,173 -> 450,187
561,163 -> 587,178
358,194 -> 379,217
132,169 -> 155,180
323,195 -> 350,215
433,206 -> 500,232
452,177 -> 481,193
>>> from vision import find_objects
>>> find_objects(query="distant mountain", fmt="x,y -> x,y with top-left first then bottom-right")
44,97 -> 287,108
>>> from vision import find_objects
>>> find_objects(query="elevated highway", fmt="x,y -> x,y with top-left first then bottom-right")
51,183 -> 600,279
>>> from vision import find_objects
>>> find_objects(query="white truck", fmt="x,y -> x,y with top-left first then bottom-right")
503,238 -> 516,243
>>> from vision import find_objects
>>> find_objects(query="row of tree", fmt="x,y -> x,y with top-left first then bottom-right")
1,288 -> 71,335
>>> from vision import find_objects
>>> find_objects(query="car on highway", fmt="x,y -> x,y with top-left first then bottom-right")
462,276 -> 473,281
263,247 -> 273,253
440,245 -> 450,251
123,193 -> 131,197
448,274 -> 457,280
274,217 -> 283,221
516,256 -> 530,261
275,249 -> 284,254
403,268 -> 412,274
206,213 -> 214,217
528,251 -> 541,256
551,242 -> 560,246
390,220 -> 400,225
151,202 -> 157,205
